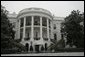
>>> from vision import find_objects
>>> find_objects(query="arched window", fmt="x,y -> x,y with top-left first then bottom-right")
30,45 -> 33,51
41,45 -> 44,51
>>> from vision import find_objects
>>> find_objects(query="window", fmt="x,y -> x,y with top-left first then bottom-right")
54,24 -> 56,29
54,33 -> 57,40
20,29 -> 23,40
25,28 -> 31,41
42,28 -> 47,39
34,16 -> 40,25
26,16 -> 31,26
45,43 -> 47,51
42,17 -> 47,26
34,32 -> 40,40
24,33 -> 30,41
20,18 -> 24,27
61,33 -> 64,39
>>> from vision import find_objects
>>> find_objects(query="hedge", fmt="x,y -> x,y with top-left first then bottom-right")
55,48 -> 84,52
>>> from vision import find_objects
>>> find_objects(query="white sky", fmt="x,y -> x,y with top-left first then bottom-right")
1,1 -> 84,17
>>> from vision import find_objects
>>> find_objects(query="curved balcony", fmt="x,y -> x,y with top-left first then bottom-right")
19,11 -> 51,42
34,37 -> 40,40
43,38 -> 48,41
24,37 -> 30,41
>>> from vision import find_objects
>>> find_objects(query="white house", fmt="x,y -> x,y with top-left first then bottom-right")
8,7 -> 65,52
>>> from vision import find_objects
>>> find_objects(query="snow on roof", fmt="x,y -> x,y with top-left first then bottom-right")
53,16 -> 65,21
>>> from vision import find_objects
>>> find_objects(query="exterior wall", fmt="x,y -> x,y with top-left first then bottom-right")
52,20 -> 63,41
53,16 -> 64,41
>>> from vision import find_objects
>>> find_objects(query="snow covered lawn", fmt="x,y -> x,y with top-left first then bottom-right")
1,52 -> 84,56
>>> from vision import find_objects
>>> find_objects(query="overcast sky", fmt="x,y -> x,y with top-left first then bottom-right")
1,1 -> 84,17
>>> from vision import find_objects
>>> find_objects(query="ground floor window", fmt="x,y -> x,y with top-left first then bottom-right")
54,33 -> 57,40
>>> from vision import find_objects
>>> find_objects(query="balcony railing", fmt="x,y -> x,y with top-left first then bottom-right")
26,22 -> 31,25
34,23 -> 40,25
42,23 -> 47,26
24,37 -> 30,41
34,37 -> 40,40
43,38 -> 48,41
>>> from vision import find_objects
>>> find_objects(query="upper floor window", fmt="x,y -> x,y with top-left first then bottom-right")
54,24 -> 56,29
54,33 -> 57,40
34,16 -> 40,25
24,33 -> 30,41
49,19 -> 51,28
42,17 -> 47,26
20,28 -> 23,40
20,18 -> 24,27
26,16 -> 31,26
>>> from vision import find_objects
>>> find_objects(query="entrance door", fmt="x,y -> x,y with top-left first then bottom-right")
35,45 -> 39,52
25,43 -> 29,51
45,43 -> 47,51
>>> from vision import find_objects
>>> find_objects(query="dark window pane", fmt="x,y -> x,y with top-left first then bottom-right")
49,19 -> 51,28
20,18 -> 24,27
42,17 -> 47,26
54,33 -> 57,40
54,24 -> 56,29
34,16 -> 40,25
26,16 -> 31,26
20,28 -> 23,40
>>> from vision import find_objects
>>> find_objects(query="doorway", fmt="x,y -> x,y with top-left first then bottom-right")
25,43 -> 29,51
45,43 -> 47,51
35,45 -> 40,52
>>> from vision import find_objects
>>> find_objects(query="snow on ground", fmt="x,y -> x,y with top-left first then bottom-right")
1,52 -> 84,56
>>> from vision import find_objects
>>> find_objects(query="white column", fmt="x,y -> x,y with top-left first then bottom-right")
40,16 -> 42,40
31,16 -> 35,52
51,20 -> 53,39
31,16 -> 34,41
22,17 -> 26,41
19,19 -> 20,39
47,19 -> 49,39
47,19 -> 51,47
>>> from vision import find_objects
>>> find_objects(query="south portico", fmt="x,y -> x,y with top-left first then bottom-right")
20,39 -> 50,52
17,8 -> 53,52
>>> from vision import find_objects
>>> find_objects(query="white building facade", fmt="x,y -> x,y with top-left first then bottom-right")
8,7 -> 64,52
